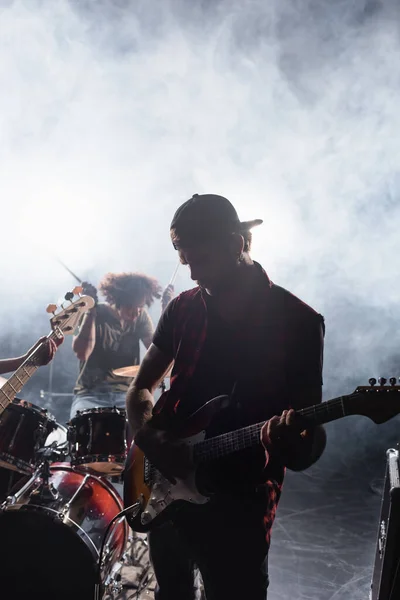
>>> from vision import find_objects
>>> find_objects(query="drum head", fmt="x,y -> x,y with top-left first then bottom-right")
0,509 -> 97,600
44,422 -> 68,450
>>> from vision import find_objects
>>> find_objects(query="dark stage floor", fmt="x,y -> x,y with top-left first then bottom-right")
268,468 -> 380,599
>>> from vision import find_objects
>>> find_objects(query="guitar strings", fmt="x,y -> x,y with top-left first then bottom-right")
194,391 -> 394,459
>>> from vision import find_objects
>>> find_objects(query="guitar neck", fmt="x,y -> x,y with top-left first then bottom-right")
193,393 -> 354,463
0,331 -> 57,415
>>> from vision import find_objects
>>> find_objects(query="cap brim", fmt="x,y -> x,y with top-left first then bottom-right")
239,219 -> 263,230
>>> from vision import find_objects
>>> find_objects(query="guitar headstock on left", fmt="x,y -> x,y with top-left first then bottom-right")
46,286 -> 95,337
352,377 -> 400,424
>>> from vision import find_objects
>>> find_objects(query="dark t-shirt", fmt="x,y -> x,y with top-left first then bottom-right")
153,286 -> 324,490
74,303 -> 154,395
153,290 -> 324,428
153,267 -> 324,520
155,298 -> 243,420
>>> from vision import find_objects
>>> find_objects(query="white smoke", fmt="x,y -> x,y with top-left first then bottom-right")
0,0 -> 399,391
1,5 -> 398,598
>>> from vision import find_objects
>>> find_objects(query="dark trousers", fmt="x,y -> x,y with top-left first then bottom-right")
148,489 -> 270,600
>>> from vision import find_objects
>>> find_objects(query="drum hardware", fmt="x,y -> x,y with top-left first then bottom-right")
122,532 -> 149,567
103,562 -> 123,599
94,500 -> 141,600
37,438 -> 68,464
30,454 -> 60,504
1,439 -> 66,508
0,467 -> 28,504
89,415 -> 94,453
1,469 -> 36,508
60,472 -> 91,520
117,525 -> 157,599
134,563 -> 155,599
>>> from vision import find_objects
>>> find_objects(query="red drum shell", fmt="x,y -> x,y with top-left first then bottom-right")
0,463 -> 128,600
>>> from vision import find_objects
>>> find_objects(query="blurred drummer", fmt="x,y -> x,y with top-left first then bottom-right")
0,337 -> 60,376
70,272 -> 173,419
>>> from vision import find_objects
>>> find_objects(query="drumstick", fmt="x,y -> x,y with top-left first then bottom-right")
55,257 -> 83,284
168,260 -> 181,287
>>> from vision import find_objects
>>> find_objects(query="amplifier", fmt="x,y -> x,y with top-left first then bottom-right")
370,448 -> 400,600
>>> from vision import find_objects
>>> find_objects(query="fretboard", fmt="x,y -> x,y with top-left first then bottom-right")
193,393 -> 354,463
0,331 -> 57,415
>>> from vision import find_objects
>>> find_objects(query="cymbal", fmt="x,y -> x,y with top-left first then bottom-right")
113,364 -> 172,378
113,365 -> 140,378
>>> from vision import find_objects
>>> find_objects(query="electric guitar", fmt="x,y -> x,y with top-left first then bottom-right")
0,287 -> 94,415
124,379 -> 400,532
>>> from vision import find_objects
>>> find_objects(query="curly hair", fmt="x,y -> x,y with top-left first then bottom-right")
99,272 -> 162,308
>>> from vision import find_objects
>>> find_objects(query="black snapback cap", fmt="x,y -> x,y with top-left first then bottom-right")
170,194 -> 263,244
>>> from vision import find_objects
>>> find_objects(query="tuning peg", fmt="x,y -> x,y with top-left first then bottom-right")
64,291 -> 74,302
72,286 -> 83,296
46,304 -> 58,314
378,377 -> 387,386
369,378 -> 377,386
390,377 -> 397,386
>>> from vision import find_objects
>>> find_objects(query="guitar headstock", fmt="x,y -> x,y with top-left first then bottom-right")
352,377 -> 400,424
46,289 -> 95,337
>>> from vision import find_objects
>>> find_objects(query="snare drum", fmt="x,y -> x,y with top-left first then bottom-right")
0,400 -> 57,474
68,406 -> 128,475
0,463 -> 128,600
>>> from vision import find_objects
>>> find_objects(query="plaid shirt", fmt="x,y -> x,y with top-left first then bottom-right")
153,262 -> 324,545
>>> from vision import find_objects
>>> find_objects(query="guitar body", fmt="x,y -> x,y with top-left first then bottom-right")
124,394 -> 230,532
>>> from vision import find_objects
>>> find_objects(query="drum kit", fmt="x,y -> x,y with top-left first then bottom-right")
0,398 -> 140,600
0,289 -> 155,600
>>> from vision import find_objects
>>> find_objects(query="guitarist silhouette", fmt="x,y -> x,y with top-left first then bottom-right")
126,194 -> 327,600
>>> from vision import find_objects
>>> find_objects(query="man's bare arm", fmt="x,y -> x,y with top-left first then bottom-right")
72,282 -> 98,362
126,343 -> 173,437
0,337 -> 63,375
141,335 -> 153,350
72,310 -> 96,361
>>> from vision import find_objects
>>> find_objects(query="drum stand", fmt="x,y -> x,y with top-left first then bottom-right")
30,459 -> 58,503
2,443 -> 64,508
94,502 -> 143,600
119,532 -> 155,599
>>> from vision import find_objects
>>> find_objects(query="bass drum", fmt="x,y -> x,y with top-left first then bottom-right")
0,463 -> 128,600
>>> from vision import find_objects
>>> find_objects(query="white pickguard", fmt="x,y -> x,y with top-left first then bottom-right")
140,431 -> 208,526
